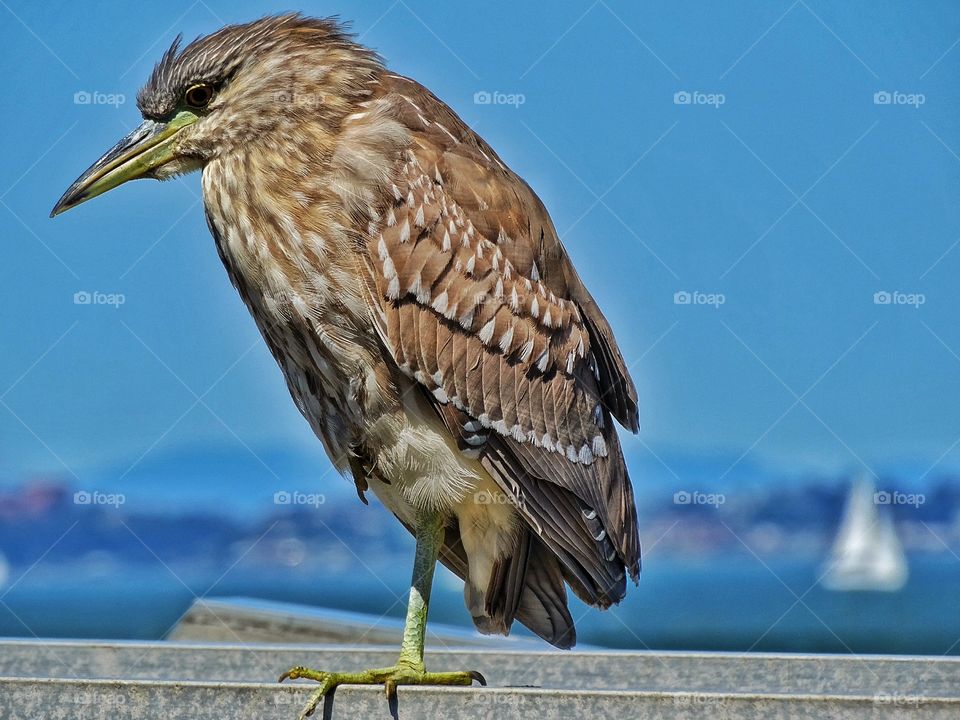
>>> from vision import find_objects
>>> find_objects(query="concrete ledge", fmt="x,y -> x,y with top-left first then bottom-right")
4,601 -> 957,718
4,676 -> 957,720
1,639 -> 957,697
167,597 -> 542,648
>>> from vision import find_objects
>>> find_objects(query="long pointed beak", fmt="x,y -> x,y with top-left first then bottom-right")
50,110 -> 199,217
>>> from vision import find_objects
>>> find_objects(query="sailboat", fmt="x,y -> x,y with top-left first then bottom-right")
821,475 -> 908,592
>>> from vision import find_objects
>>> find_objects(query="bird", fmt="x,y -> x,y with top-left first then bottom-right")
51,13 -> 641,717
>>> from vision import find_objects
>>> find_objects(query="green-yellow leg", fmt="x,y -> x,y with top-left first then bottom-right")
278,509 -> 485,718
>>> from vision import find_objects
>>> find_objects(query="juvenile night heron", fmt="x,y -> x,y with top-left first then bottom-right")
52,14 -> 641,716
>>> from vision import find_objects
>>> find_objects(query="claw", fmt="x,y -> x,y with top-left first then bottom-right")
384,678 -> 398,700
299,679 -> 335,720
469,670 -> 487,686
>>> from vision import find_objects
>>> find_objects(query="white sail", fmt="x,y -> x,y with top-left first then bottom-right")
821,476 -> 908,592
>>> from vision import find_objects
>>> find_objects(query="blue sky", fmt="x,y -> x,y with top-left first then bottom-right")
1,0 -> 959,485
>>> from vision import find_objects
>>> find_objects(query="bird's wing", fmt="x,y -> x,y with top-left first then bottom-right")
360,76 -> 640,611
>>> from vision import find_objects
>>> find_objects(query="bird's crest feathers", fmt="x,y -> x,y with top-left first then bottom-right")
137,14 -> 380,120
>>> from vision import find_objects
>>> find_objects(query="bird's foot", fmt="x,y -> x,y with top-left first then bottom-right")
278,662 -> 486,718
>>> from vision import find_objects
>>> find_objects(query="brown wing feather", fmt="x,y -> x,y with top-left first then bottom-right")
363,76 -> 641,619
383,76 -> 639,431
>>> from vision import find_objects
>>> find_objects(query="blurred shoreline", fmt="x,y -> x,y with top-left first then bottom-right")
1,444 -> 958,654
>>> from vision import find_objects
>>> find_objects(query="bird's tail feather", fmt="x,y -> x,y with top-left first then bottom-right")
476,529 -> 576,648
439,521 -> 576,648
513,536 -> 576,648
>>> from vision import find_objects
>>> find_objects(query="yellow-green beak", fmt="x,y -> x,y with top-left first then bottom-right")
50,110 -> 198,217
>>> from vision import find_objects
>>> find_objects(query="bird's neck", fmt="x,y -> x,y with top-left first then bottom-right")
201,135 -> 368,319
201,103 -> 410,326
199,118 -> 408,460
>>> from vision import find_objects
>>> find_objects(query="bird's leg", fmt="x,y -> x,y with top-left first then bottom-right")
279,508 -> 485,718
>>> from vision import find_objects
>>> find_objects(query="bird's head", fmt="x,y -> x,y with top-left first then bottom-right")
51,14 -> 382,217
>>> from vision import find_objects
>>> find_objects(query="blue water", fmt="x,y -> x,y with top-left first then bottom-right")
3,555 -> 957,655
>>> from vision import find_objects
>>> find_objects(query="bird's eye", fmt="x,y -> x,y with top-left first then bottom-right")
184,83 -> 215,110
